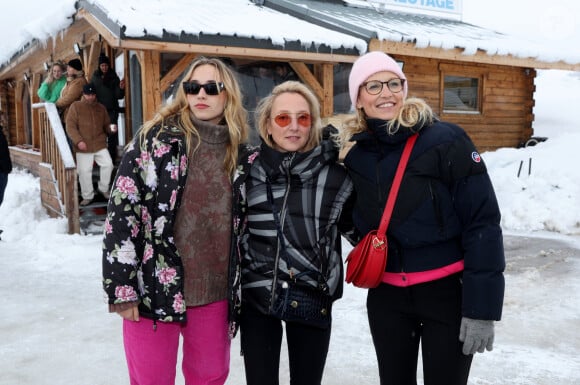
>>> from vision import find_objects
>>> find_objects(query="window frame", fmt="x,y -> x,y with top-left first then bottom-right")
439,63 -> 485,115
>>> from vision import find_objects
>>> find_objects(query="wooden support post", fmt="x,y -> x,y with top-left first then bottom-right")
141,51 -> 161,121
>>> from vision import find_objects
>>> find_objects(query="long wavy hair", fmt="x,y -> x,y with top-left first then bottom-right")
254,80 -> 323,152
338,97 -> 435,148
138,57 -> 249,176
45,62 -> 66,85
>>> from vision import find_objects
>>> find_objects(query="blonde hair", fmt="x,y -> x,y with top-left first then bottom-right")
45,62 -> 66,85
138,56 -> 249,176
338,97 -> 435,147
255,80 -> 322,152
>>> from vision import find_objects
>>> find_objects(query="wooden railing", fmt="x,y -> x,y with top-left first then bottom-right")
32,103 -> 80,234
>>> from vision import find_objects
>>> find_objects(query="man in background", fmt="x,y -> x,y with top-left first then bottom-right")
65,83 -> 114,206
91,53 -> 125,163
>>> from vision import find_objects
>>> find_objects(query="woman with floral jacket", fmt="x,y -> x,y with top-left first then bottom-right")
102,57 -> 249,385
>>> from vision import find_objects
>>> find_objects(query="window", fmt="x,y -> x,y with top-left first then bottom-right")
333,63 -> 352,114
443,75 -> 480,113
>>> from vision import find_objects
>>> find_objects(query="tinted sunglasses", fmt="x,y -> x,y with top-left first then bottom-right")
182,81 -> 225,95
272,112 -> 311,128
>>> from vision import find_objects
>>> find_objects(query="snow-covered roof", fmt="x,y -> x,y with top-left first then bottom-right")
79,0 -> 366,54
1,0 -> 578,70
266,0 -> 578,64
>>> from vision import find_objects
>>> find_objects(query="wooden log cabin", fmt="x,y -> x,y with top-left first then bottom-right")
1,0 -> 578,233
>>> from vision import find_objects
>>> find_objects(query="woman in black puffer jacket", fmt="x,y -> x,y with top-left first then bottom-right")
236,81 -> 353,385
338,51 -> 505,385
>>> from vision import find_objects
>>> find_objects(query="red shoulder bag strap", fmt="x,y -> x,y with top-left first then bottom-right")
376,133 -> 418,236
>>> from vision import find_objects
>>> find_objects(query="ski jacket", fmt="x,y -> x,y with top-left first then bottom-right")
234,138 -> 353,320
91,69 -> 124,118
37,76 -> 66,103
65,98 -> 111,153
344,118 -> 505,320
102,122 -> 190,322
55,74 -> 87,121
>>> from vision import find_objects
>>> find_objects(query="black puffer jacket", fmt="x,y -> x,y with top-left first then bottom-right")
344,118 -> 505,320
238,139 -> 353,317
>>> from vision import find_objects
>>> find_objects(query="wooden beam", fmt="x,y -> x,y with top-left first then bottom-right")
320,63 -> 334,117
291,62 -> 324,101
160,53 -> 197,94
370,40 -> 580,71
290,62 -> 335,116
15,82 -> 24,145
122,50 -> 133,143
85,40 -> 102,80
31,74 -> 42,148
140,51 -> 161,121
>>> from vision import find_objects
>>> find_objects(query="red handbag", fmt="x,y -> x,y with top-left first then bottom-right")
345,134 -> 418,288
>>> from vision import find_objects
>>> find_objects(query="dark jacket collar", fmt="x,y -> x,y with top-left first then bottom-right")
258,135 -> 339,182
352,118 -> 414,147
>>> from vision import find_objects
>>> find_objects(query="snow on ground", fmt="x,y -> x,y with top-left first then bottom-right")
1,69 -> 579,384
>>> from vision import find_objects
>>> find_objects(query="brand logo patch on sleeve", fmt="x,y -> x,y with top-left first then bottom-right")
471,151 -> 481,163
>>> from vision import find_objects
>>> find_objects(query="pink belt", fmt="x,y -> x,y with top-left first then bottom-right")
382,260 -> 464,287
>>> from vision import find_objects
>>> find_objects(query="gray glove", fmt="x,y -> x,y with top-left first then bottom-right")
459,317 -> 495,355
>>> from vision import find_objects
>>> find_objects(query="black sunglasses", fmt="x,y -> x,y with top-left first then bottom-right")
182,81 -> 225,95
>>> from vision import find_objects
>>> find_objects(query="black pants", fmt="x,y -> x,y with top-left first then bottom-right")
240,306 -> 331,385
367,273 -> 473,385
0,172 -> 7,206
107,132 -> 118,163
107,109 -> 119,163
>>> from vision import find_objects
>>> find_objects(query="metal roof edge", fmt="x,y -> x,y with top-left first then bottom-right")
261,0 -> 377,41
77,0 -> 125,39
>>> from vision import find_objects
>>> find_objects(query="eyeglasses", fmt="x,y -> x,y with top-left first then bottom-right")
182,81 -> 225,95
360,79 -> 405,95
272,113 -> 311,128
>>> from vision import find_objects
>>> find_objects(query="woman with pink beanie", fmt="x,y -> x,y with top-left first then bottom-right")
338,51 -> 505,384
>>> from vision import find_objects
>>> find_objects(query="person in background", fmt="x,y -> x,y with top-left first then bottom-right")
0,123 -> 12,240
65,83 -> 114,206
273,64 -> 298,84
102,56 -> 249,385
37,62 -> 67,103
91,53 -> 125,163
235,81 -> 353,385
338,51 -> 505,385
55,58 -> 88,122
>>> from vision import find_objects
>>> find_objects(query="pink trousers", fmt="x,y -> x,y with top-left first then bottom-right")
123,300 -> 230,385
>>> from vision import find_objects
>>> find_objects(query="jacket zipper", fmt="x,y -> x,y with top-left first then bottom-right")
269,153 -> 296,307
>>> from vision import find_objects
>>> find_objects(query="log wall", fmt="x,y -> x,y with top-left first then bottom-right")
394,55 -> 536,152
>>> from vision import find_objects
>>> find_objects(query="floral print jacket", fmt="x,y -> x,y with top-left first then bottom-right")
102,123 -> 189,323
228,143 -> 259,336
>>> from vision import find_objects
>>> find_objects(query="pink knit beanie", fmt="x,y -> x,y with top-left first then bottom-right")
349,51 -> 408,107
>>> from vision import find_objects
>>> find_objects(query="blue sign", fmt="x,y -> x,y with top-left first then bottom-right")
369,0 -> 463,17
